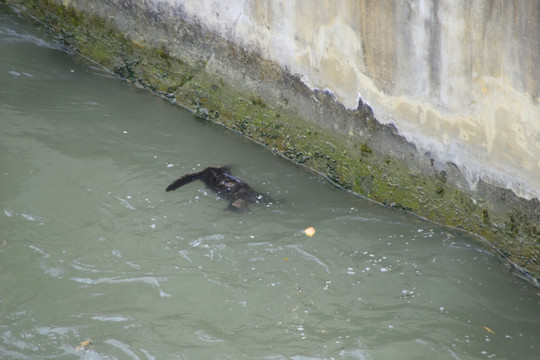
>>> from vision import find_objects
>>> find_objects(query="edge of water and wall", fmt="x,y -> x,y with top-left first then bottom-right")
5,0 -> 539,286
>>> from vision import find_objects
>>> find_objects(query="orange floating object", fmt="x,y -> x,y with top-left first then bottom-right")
483,326 -> 495,335
304,227 -> 316,237
76,339 -> 92,351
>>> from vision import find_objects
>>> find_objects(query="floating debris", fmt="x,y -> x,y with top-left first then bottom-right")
304,227 -> 316,237
75,339 -> 92,351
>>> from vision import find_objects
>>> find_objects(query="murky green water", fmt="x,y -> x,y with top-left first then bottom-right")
1,6 -> 539,360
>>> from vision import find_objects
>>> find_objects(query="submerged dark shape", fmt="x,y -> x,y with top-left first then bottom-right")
165,166 -> 270,212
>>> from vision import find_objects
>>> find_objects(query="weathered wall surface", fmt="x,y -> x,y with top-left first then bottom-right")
9,0 -> 540,285
181,0 -> 540,201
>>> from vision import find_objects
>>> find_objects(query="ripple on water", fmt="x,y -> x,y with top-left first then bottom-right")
69,276 -> 171,298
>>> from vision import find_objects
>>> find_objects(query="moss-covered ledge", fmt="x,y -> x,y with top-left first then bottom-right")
7,0 -> 539,286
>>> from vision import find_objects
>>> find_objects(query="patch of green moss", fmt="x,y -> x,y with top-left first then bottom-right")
482,209 -> 490,225
249,96 -> 267,109
360,143 -> 372,154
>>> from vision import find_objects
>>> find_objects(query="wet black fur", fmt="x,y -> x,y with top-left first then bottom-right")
166,166 -> 269,211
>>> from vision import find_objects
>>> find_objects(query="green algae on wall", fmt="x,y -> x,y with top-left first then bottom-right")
9,0 -> 539,286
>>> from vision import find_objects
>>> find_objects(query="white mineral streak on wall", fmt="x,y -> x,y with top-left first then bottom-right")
177,0 -> 539,199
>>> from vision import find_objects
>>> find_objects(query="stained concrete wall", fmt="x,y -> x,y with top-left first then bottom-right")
10,0 -> 540,284
181,0 -> 540,201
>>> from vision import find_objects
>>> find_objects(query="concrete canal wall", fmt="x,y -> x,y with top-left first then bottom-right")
9,0 -> 540,284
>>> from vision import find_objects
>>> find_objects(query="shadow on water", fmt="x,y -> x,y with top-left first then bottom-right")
1,5 -> 540,360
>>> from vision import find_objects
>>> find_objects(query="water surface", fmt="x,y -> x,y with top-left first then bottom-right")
1,6 -> 539,360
